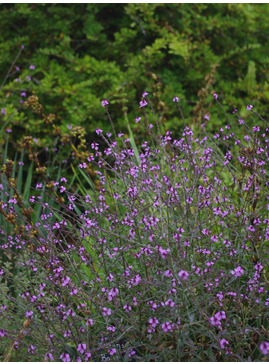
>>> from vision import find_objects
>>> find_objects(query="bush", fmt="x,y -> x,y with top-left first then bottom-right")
1,4 -> 269,151
0,93 -> 268,361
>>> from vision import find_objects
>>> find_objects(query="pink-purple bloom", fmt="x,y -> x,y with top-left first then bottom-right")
142,91 -> 149,98
246,104 -> 253,111
102,307 -> 112,316
77,343 -> 86,354
220,338 -> 229,349
139,99 -> 147,108
109,348 -> 117,356
231,266 -> 244,277
260,341 -> 269,356
101,99 -> 109,107
178,270 -> 189,280
25,311 -> 33,318
173,96 -> 179,102
60,353 -> 71,362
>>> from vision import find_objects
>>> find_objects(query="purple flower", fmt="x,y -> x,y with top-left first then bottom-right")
232,108 -> 237,114
213,93 -> 218,100
128,350 -> 136,358
123,304 -> 131,312
61,276 -> 70,287
139,100 -> 147,108
148,317 -> 159,327
77,343 -> 86,355
161,321 -> 174,333
220,338 -> 229,349
109,348 -> 117,356
246,104 -> 253,111
96,128 -> 103,135
136,117 -> 141,123
204,114 -> 210,121
210,316 -> 221,326
173,96 -> 179,102
142,91 -> 149,98
21,45 -> 24,50
231,266 -> 244,277
25,311 -> 33,318
165,299 -> 175,308
21,92 -> 26,97
102,307 -> 112,316
0,329 -> 6,337
26,76 -> 31,81
28,345 -> 35,354
260,341 -> 269,356
67,124 -> 72,130
60,186 -> 66,193
1,108 -> 6,115
44,353 -> 54,361
60,353 -> 71,362
178,270 -> 189,280
215,311 -> 226,320
79,162 -> 87,169
29,65 -> 35,70
101,99 -> 109,107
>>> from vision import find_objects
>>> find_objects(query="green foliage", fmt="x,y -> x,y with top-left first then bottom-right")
1,3 -> 269,153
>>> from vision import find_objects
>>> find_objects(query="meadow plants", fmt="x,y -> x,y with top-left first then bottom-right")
0,93 -> 269,361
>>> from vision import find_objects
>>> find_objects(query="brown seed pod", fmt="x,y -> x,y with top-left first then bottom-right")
23,318 -> 31,328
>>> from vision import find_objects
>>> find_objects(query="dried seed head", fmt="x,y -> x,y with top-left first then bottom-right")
23,318 -> 31,328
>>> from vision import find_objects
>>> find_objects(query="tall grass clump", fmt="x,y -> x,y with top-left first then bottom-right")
0,92 -> 269,362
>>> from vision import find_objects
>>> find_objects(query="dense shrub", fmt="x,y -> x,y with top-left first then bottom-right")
0,94 -> 268,361
1,4 -> 269,152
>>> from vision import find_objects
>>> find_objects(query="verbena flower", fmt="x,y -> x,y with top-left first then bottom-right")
139,99 -> 147,108
260,341 -> 269,356
60,353 -> 71,362
101,99 -> 109,107
178,270 -> 189,280
142,91 -> 149,98
77,343 -> 86,354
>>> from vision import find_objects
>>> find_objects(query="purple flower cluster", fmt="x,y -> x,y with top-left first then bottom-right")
0,95 -> 268,361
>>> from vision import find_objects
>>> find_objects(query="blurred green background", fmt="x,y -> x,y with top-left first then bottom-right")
0,3 -> 268,149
